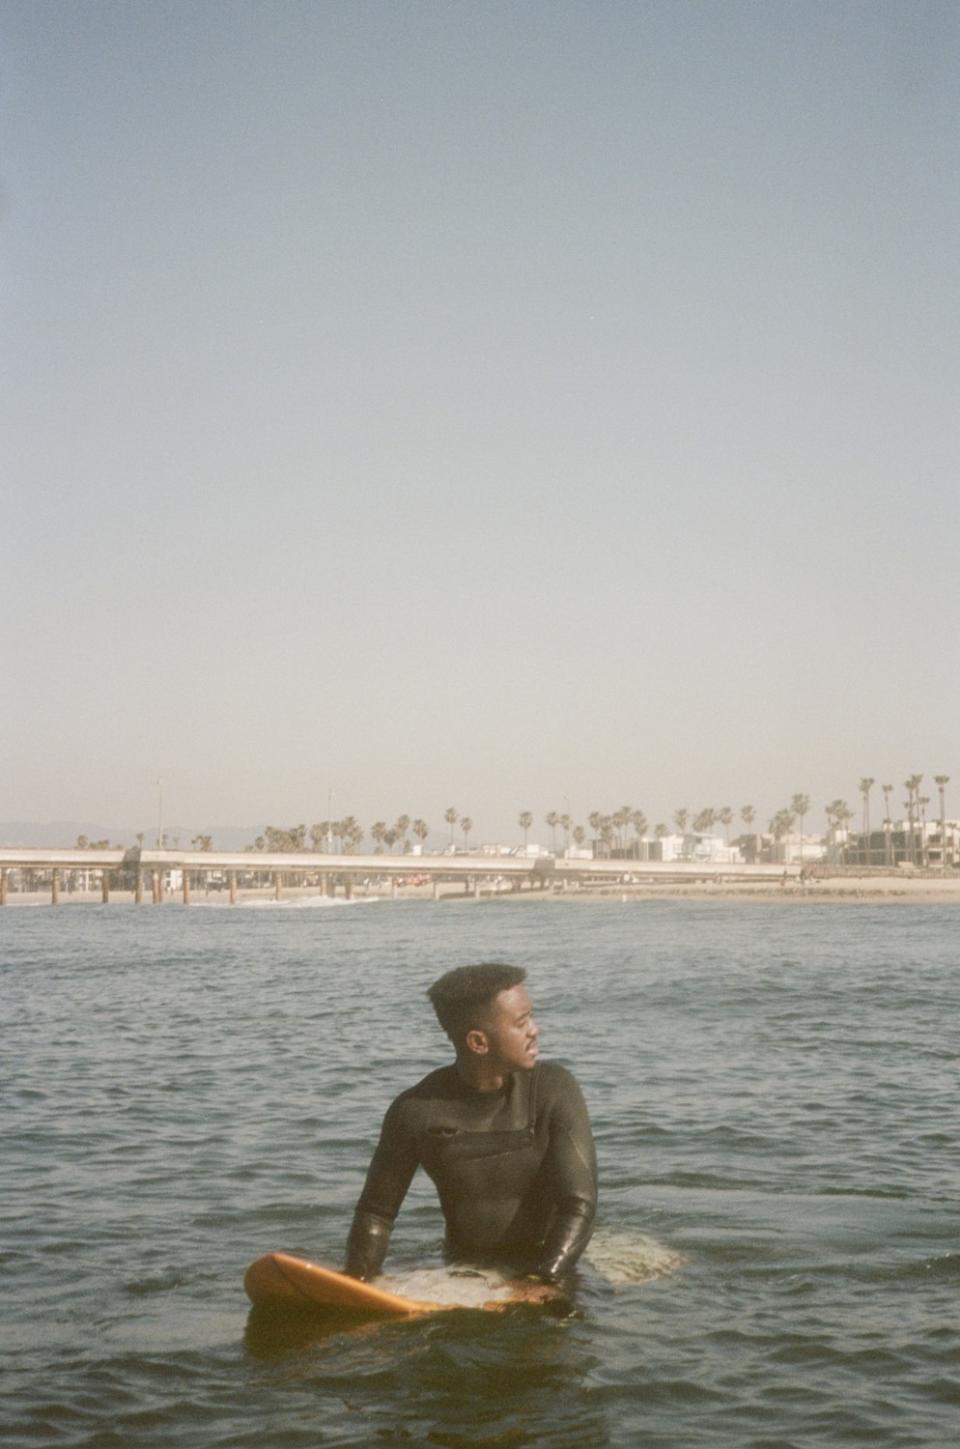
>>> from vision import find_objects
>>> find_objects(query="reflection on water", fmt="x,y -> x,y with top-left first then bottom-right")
243,1304 -> 388,1359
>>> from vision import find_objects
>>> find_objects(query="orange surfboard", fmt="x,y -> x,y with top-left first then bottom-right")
244,1252 -> 537,1316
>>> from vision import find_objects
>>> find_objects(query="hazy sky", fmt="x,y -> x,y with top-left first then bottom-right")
3,0 -> 958,843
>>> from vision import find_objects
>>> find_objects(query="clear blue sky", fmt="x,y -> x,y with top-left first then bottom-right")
2,0 -> 958,843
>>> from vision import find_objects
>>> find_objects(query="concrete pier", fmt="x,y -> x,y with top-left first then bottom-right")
0,846 -> 800,908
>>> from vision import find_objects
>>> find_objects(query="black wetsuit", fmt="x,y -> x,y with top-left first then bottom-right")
345,1061 -> 597,1284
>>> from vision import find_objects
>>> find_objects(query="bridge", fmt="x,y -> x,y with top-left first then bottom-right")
0,845 -> 795,905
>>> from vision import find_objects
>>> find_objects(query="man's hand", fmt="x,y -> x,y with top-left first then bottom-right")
507,1278 -> 560,1305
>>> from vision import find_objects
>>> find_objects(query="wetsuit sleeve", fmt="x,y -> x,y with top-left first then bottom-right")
533,1069 -> 598,1284
344,1096 -> 419,1280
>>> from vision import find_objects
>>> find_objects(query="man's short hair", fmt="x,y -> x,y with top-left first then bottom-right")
427,962 -> 527,1044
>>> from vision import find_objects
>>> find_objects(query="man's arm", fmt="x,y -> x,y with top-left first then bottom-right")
344,1097 -> 418,1280
532,1068 -> 598,1284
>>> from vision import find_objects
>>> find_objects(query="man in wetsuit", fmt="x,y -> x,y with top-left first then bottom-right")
345,963 -> 597,1292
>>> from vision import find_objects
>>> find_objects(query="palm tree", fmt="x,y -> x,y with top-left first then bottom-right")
858,778 -> 875,848
934,775 -> 950,870
572,824 -> 586,850
717,806 -> 733,842
919,796 -> 931,868
740,805 -> 756,859
545,811 -> 559,852
612,806 -> 632,852
412,818 -> 429,849
444,807 -> 458,845
825,799 -> 853,863
791,794 -> 810,865
559,813 -> 572,854
395,815 -> 411,852
631,810 -> 648,857
881,784 -> 894,865
770,808 -> 795,860
905,775 -> 923,864
673,807 -> 689,835
370,820 -> 387,851
383,827 -> 398,852
518,811 -> 533,849
460,816 -> 473,850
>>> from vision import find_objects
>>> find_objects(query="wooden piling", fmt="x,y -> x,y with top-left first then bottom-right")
101,871 -> 110,904
51,869 -> 60,905
228,871 -> 236,905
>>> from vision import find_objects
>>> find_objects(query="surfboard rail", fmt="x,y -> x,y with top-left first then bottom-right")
243,1251 -> 526,1316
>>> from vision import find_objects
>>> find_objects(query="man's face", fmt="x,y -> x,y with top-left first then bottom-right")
477,984 -> 539,1072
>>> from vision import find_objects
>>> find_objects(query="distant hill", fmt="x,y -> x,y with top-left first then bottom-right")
0,822 -> 263,850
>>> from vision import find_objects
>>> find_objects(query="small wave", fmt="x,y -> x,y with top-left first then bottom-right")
123,1268 -> 188,1296
898,1253 -> 960,1281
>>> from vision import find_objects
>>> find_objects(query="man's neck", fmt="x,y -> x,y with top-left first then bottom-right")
454,1054 -> 508,1093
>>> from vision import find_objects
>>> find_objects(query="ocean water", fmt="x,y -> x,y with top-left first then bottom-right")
3,899 -> 958,1447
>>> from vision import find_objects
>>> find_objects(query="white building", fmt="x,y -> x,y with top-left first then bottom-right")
653,833 -> 743,865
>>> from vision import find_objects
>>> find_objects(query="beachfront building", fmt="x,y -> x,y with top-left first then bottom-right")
767,833 -> 827,866
647,833 -> 744,865
841,821 -> 960,870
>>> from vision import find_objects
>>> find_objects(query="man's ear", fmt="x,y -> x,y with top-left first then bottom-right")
464,1027 -> 489,1056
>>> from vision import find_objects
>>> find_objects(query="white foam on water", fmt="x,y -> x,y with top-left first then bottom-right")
379,1233 -> 686,1304
378,1266 -> 517,1307
585,1227 -> 686,1285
